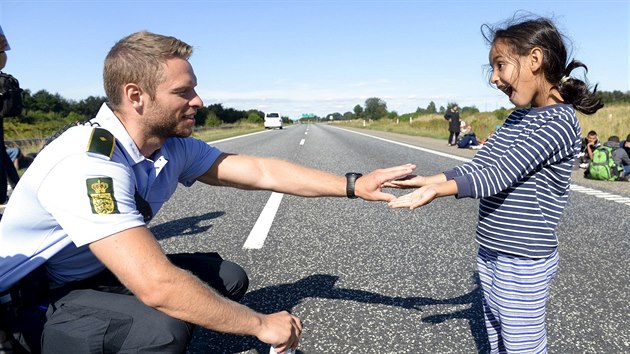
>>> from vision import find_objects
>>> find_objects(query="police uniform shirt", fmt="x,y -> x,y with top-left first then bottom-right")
0,103 -> 222,291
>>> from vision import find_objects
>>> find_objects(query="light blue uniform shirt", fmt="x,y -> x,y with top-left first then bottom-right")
0,104 -> 222,291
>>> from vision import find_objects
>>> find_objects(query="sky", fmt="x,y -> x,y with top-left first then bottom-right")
1,0 -> 628,120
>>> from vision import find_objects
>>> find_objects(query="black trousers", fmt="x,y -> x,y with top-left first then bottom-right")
448,131 -> 460,145
3,252 -> 249,354
0,117 -> 20,204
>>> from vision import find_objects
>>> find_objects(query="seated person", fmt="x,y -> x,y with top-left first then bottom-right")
612,135 -> 630,180
459,121 -> 469,135
622,134 -> 630,158
578,130 -> 600,168
457,123 -> 480,149
585,136 -> 630,181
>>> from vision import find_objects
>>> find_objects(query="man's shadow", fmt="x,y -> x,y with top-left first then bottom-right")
187,273 -> 489,354
150,211 -> 224,241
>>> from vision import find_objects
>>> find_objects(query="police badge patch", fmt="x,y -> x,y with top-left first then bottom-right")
86,177 -> 119,215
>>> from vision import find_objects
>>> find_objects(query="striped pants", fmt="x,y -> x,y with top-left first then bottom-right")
476,246 -> 559,354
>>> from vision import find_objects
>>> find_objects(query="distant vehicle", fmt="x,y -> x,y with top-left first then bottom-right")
264,112 -> 283,129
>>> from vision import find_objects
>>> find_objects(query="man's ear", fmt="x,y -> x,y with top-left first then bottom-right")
123,83 -> 144,110
530,47 -> 544,72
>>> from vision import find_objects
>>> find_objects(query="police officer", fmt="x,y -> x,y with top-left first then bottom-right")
0,31 -> 415,353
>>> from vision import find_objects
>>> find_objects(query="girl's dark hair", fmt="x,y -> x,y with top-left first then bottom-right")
482,15 -> 603,115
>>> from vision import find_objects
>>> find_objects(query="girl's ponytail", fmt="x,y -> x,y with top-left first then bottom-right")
557,59 -> 604,115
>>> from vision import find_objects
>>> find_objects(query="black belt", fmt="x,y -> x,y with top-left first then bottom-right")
0,265 -> 50,309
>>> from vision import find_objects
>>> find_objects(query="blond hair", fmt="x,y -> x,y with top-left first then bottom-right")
103,31 -> 193,110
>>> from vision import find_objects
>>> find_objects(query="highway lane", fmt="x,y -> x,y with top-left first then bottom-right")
149,123 -> 630,354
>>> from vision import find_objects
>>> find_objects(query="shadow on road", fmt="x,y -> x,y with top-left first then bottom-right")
187,273 -> 489,354
150,211 -> 225,240
419,272 -> 489,353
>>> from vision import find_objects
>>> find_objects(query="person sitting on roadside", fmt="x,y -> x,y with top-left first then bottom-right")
607,136 -> 630,180
578,130 -> 600,168
457,123 -> 481,149
585,136 -> 630,181
621,134 -> 630,158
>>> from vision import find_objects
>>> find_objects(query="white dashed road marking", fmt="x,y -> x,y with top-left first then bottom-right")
243,192 -> 284,249
243,129 -> 309,249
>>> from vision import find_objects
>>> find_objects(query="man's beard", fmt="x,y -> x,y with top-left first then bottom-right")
144,102 -> 192,139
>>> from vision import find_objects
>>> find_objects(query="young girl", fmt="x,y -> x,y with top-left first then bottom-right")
386,16 -> 603,353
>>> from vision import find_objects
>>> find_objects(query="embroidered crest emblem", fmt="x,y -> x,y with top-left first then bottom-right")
86,177 -> 119,215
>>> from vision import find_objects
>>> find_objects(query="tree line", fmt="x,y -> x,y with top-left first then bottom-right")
14,89 -> 273,127
5,88 -> 630,138
319,89 -> 630,122
5,89 -> 287,139
319,98 -> 482,123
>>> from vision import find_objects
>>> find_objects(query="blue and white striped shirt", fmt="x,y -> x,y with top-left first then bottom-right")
444,104 -> 581,258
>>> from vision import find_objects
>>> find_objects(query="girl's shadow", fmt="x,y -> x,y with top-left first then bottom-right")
187,272 -> 489,353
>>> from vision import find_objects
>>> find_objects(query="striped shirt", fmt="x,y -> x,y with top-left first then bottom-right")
444,103 -> 581,258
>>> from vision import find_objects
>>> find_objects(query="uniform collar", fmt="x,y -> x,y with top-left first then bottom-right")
91,103 -> 147,166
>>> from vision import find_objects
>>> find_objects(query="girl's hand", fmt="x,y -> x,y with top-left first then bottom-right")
382,175 -> 426,189
387,185 -> 438,209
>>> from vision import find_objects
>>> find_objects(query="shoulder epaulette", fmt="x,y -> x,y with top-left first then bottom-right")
86,127 -> 116,159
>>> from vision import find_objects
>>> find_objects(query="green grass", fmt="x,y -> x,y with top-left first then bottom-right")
192,122 -> 265,142
12,123 -> 268,176
334,113 -> 501,142
334,104 -> 630,142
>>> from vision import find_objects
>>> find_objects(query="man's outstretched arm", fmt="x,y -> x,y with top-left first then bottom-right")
198,153 -> 415,202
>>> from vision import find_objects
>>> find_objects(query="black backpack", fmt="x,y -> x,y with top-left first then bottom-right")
0,71 -> 24,117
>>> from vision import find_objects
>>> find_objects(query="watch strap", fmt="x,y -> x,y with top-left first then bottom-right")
345,172 -> 363,199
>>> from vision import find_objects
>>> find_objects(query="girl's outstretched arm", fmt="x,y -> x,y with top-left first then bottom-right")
387,179 -> 458,209
382,173 -> 447,189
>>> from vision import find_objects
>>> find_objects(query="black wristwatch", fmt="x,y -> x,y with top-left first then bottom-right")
345,172 -> 363,199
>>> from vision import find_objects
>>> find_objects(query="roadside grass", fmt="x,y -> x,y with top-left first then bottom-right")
12,122 -> 267,176
10,103 -> 629,167
192,122 -> 265,142
334,104 -> 630,141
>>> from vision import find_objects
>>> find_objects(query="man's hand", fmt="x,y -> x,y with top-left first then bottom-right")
355,164 -> 416,202
387,185 -> 438,209
258,311 -> 302,353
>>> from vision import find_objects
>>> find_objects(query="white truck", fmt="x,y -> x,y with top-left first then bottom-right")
264,112 -> 283,129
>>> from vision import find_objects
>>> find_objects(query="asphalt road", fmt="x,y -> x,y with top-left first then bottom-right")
150,123 -> 630,354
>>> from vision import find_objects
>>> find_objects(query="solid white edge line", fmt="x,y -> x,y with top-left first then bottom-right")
330,126 -> 471,163
206,129 -> 273,145
243,192 -> 284,249
330,126 -> 630,207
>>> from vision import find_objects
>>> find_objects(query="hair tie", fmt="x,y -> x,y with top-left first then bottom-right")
560,76 -> 570,85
